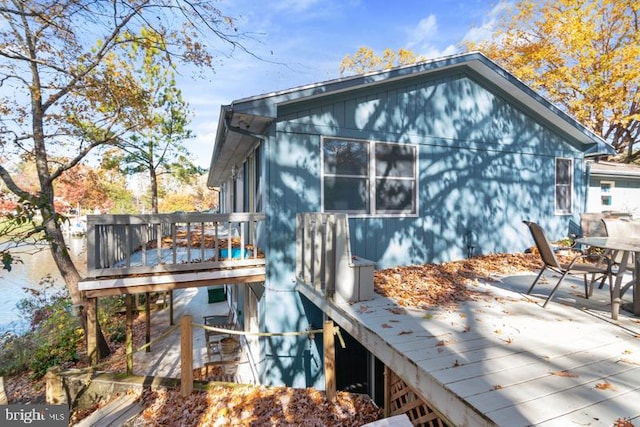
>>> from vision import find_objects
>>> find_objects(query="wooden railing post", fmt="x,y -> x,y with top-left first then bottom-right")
181,315 -> 193,397
324,320 -> 336,401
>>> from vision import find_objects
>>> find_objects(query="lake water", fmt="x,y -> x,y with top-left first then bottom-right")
0,236 -> 86,334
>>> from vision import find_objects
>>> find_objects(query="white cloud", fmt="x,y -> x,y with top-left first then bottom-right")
462,1 -> 512,45
407,14 -> 438,51
405,14 -> 460,60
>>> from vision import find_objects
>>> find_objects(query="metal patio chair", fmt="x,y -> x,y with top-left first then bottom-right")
523,220 -> 612,307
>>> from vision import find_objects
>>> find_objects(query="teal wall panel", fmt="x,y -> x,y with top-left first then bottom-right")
258,68 -> 587,387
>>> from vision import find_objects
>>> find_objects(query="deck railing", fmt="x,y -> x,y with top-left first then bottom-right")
296,213 -> 375,303
86,212 -> 265,278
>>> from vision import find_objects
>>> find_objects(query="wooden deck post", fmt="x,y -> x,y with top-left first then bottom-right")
384,365 -> 391,418
126,294 -> 133,374
181,315 -> 193,397
145,292 -> 151,352
324,320 -> 336,401
169,290 -> 174,325
87,298 -> 98,365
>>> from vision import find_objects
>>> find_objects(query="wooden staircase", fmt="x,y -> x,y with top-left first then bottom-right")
73,394 -> 143,427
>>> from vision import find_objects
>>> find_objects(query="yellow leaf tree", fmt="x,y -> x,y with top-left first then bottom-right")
469,0 -> 640,162
340,47 -> 425,75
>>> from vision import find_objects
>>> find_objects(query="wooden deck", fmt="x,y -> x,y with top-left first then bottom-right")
80,212 -> 266,296
299,271 -> 640,426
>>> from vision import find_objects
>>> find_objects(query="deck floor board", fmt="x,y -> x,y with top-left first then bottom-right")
301,271 -> 640,426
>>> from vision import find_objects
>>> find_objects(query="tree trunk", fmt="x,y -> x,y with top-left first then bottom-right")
150,167 -> 159,214
44,217 -> 111,360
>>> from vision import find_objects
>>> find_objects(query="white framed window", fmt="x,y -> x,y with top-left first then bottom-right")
321,137 -> 417,215
600,180 -> 614,207
555,158 -> 573,215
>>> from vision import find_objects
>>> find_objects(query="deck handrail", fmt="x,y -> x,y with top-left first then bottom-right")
296,213 -> 375,303
85,212 -> 265,278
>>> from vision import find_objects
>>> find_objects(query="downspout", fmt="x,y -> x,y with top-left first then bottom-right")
584,160 -> 592,213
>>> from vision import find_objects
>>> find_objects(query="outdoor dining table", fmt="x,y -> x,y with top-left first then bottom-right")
575,236 -> 640,320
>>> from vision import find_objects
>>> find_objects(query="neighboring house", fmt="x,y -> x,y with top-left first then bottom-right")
206,52 -> 614,392
586,160 -> 640,218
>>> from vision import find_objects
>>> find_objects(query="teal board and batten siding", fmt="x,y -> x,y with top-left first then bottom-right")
257,69 -> 587,388
271,70 -> 585,267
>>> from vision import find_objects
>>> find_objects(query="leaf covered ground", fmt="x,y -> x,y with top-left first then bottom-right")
133,386 -> 381,427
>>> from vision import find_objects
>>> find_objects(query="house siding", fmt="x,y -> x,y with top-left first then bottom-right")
273,72 -> 584,263
587,176 -> 640,217
255,70 -> 587,387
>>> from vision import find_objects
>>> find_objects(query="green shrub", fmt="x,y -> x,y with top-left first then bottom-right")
27,297 -> 83,379
98,295 -> 127,344
0,331 -> 37,376
1,278 -> 83,379
1,279 -> 128,379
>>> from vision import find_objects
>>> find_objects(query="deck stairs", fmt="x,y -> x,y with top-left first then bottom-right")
73,394 -> 143,427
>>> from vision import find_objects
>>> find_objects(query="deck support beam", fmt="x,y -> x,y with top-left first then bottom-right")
87,298 -> 98,366
126,294 -> 133,374
180,315 -> 193,397
169,290 -> 174,325
145,292 -> 151,352
324,320 -> 336,401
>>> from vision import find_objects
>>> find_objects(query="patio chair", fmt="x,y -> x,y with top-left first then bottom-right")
523,221 -> 612,307
204,309 -> 235,359
602,218 -> 638,296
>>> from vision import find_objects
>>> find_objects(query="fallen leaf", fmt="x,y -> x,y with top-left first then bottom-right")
381,323 -> 392,329
357,304 -> 372,314
613,418 -> 635,427
398,330 -> 413,335
492,385 -> 503,390
595,382 -> 615,391
551,370 -> 579,378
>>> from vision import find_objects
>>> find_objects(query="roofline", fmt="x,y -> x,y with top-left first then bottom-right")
224,52 -> 613,155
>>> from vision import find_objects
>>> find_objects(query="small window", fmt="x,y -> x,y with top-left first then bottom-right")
322,138 -> 417,215
600,181 -> 614,207
555,158 -> 573,215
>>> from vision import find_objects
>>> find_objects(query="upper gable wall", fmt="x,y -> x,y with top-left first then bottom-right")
276,70 -> 582,157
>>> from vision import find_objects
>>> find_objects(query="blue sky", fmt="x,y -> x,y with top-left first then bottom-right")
180,0 -> 508,167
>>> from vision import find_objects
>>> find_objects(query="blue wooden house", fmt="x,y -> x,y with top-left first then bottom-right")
206,52 -> 614,395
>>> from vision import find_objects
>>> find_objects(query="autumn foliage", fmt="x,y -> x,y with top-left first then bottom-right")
374,253 -> 542,309
470,0 -> 640,162
133,386 -> 382,427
